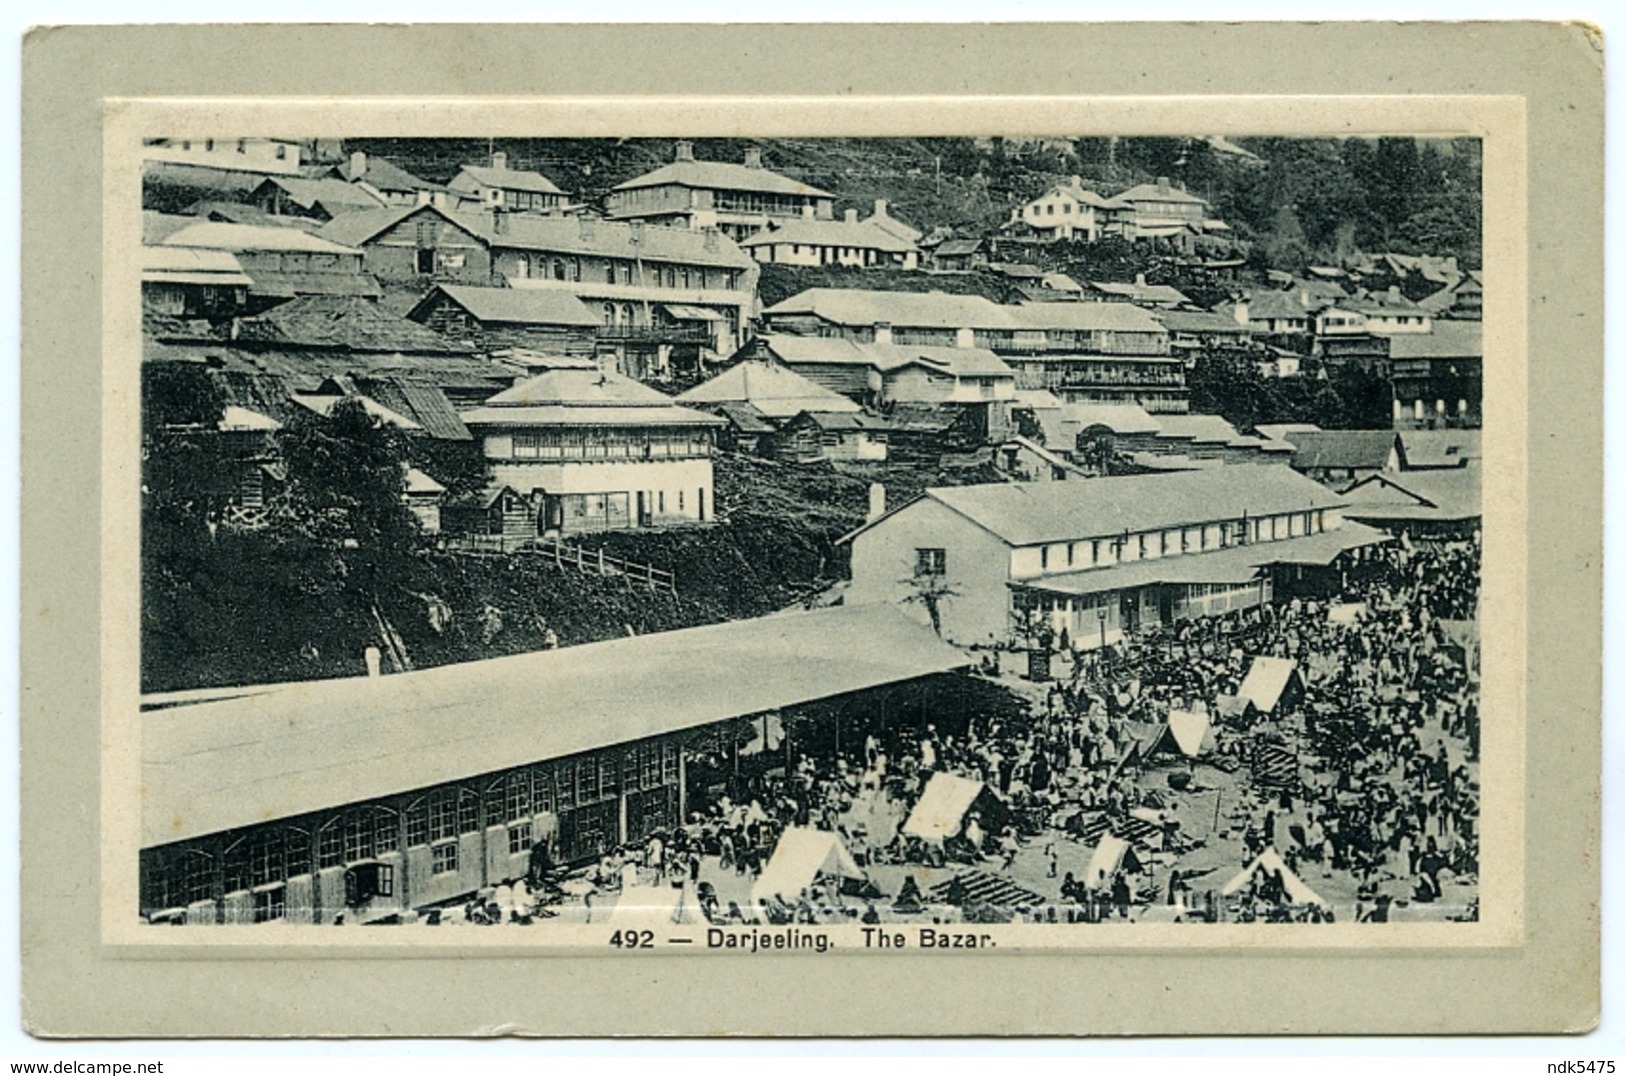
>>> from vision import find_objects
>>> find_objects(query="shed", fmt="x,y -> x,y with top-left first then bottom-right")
442,485 -> 535,544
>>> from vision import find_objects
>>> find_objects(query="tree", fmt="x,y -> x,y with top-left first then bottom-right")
901,571 -> 960,638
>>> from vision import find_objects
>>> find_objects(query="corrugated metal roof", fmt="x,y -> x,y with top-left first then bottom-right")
740,217 -> 916,253
1340,468 -> 1481,522
1010,301 -> 1170,334
413,284 -> 600,327
455,210 -> 755,270
141,604 -> 965,847
235,295 -> 473,353
764,288 -> 1016,330
160,220 -> 364,256
1089,280 -> 1191,306
611,157 -> 833,198
761,334 -> 1013,378
258,175 -> 387,212
888,466 -> 1348,547
676,361 -> 861,419
461,404 -> 723,428
353,377 -> 472,441
315,205 -> 430,248
1288,430 -> 1399,471
1115,181 -> 1209,206
1020,521 -> 1389,597
240,269 -> 384,300
455,164 -> 565,195
1152,413 -> 1242,444
1386,321 -> 1483,359
1396,429 -> 1482,468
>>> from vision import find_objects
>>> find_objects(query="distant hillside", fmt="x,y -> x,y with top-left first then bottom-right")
341,134 -> 1481,270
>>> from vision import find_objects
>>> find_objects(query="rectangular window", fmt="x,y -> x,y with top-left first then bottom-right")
1040,546 -> 1050,570
915,548 -> 947,577
1067,543 -> 1076,567
458,790 -> 480,835
429,791 -> 458,843
406,800 -> 430,847
432,842 -> 458,875
508,823 -> 533,856
556,762 -> 577,810
579,755 -> 600,802
285,830 -> 311,878
661,741 -> 680,785
534,767 -> 556,815
505,771 -> 532,824
252,887 -> 285,923
374,811 -> 398,854
318,824 -> 344,869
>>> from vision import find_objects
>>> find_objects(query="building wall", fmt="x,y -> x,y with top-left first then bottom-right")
357,216 -> 492,285
482,450 -> 715,532
847,497 -> 1016,648
145,137 -> 302,175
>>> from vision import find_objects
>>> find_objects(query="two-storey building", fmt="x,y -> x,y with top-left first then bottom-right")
447,151 -> 569,214
605,142 -> 835,241
459,367 -> 723,537
157,219 -> 382,311
842,467 -> 1386,650
1016,177 -> 1124,243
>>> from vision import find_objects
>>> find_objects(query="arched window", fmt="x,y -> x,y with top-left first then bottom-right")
1414,399 -> 1425,421
569,257 -> 581,282
552,259 -> 566,281
605,262 -> 617,284
513,254 -> 529,279
1458,399 -> 1468,415
1435,399 -> 1446,415
619,303 -> 635,328
602,303 -> 616,328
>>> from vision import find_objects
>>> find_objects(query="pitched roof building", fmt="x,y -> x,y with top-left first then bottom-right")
843,466 -> 1385,648
447,151 -> 569,214
605,141 -> 836,241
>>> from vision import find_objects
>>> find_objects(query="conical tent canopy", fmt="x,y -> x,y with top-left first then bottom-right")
1238,656 -> 1304,713
1221,847 -> 1327,907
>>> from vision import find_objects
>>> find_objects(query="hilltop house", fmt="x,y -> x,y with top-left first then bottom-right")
1016,178 -> 1125,243
605,141 -> 836,241
458,368 -> 724,538
842,466 -> 1385,649
447,151 -> 569,214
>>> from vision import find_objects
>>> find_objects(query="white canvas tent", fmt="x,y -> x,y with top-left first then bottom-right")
751,827 -> 865,912
1327,602 -> 1367,626
1166,709 -> 1215,758
1237,656 -> 1304,713
1084,833 -> 1144,888
902,772 -> 992,842
1221,847 -> 1327,907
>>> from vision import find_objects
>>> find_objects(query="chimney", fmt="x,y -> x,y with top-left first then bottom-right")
874,198 -> 889,217
743,147 -> 763,169
1387,285 -> 1401,302
801,204 -> 815,220
349,150 -> 366,178
491,150 -> 508,171
364,645 -> 382,679
844,208 -> 858,224
1070,174 -> 1082,188
873,321 -> 893,345
414,188 -> 430,206
1156,176 -> 1171,193
674,140 -> 695,163
1233,301 -> 1250,326
867,483 -> 887,523
1135,272 -> 1147,287
954,326 -> 975,349
1300,288 -> 1311,307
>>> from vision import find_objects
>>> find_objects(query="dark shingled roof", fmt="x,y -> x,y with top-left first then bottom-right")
408,284 -> 600,328
233,295 -> 473,354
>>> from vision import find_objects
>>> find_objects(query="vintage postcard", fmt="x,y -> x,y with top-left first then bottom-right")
20,23 -> 1601,1037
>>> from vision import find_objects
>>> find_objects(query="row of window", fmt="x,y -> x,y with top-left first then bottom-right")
244,252 -> 359,273
508,430 -> 714,460
142,741 -> 682,910
1027,511 -> 1329,573
1397,398 -> 1473,420
511,254 -> 740,292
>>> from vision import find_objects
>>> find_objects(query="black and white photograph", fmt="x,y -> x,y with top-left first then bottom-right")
131,127 -> 1492,939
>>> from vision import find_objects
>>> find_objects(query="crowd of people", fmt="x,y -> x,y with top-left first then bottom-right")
422,535 -> 1481,927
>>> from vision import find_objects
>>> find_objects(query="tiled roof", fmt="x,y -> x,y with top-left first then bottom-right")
612,158 -> 832,199
865,465 -> 1347,547
411,284 -> 600,327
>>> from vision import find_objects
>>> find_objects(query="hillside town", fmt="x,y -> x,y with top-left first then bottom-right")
137,135 -> 1483,932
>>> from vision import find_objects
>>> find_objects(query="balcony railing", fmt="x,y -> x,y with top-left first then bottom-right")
595,325 -> 714,344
